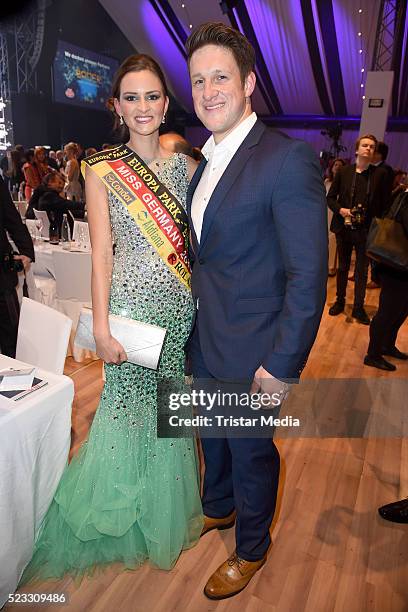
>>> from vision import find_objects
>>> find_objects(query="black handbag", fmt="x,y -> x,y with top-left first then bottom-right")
366,192 -> 408,271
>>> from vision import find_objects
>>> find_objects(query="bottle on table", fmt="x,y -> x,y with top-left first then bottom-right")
61,213 -> 71,251
49,211 -> 59,245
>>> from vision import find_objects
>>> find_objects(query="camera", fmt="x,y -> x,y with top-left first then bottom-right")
1,251 -> 24,273
350,203 -> 366,228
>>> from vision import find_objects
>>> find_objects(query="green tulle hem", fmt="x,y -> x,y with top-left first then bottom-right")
20,494 -> 203,586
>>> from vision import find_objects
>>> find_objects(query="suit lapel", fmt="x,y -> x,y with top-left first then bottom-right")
198,120 -> 266,252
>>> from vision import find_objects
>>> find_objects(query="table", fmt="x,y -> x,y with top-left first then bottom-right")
33,242 -> 91,279
0,354 -> 74,606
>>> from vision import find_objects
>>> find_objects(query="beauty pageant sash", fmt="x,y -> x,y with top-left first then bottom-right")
82,145 -> 191,289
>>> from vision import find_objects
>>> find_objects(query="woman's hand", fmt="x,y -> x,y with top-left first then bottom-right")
94,333 -> 127,365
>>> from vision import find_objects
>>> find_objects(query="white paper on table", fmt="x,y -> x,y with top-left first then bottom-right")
0,368 -> 35,391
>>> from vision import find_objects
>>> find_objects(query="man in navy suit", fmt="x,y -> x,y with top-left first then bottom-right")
185,23 -> 327,599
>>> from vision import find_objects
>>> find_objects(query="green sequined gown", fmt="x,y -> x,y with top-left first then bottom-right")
21,153 -> 203,583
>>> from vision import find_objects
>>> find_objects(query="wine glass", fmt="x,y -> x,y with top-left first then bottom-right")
28,223 -> 36,243
35,218 -> 43,242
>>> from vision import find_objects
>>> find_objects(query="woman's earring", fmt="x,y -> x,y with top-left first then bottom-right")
162,114 -> 166,124
119,115 -> 124,125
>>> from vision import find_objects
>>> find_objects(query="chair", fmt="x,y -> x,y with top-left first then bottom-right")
16,297 -> 72,375
32,276 -> 57,307
33,209 -> 50,239
14,200 -> 28,217
72,220 -> 90,249
52,250 -> 92,303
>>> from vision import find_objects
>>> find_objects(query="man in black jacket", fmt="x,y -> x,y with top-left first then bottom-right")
372,141 -> 394,204
367,141 -> 395,289
0,175 -> 34,357
364,190 -> 408,371
327,134 -> 389,324
26,172 -> 85,234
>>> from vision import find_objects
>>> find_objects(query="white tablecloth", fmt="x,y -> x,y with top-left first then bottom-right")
0,354 -> 74,606
33,243 -> 91,279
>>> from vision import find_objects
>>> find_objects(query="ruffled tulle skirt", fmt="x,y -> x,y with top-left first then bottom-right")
20,361 -> 203,584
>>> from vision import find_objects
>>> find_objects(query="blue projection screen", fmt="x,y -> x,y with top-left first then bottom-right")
53,41 -> 119,110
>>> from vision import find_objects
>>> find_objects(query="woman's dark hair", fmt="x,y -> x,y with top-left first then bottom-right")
186,22 -> 255,85
111,54 -> 169,141
25,148 -> 35,163
9,149 -> 22,177
327,157 -> 346,181
393,169 -> 407,189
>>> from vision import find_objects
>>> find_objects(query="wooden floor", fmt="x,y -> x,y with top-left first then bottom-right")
7,278 -> 408,612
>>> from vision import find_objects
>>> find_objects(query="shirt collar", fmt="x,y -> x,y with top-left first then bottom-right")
201,112 -> 257,161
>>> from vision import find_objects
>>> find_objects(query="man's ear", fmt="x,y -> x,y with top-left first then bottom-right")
244,71 -> 256,98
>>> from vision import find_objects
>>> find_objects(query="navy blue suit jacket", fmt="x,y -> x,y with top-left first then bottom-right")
187,120 -> 328,381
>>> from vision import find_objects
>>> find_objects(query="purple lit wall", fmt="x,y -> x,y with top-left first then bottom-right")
245,0 -> 323,115
332,0 -> 381,115
244,0 -> 383,117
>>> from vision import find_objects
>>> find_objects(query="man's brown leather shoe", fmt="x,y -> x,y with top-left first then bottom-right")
204,552 -> 266,599
201,511 -> 236,537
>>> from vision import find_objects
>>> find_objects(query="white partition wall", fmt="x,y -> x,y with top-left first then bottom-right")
359,71 -> 394,141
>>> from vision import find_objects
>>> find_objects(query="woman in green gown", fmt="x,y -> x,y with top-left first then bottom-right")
21,54 -> 203,583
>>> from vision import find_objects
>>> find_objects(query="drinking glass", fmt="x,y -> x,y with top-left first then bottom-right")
35,218 -> 43,241
28,224 -> 36,243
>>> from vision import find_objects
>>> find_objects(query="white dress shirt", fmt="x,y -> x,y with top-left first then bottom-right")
191,112 -> 257,242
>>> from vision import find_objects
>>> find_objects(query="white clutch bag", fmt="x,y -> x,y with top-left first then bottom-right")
75,308 -> 167,370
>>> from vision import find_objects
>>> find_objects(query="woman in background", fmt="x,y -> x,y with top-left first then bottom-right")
325,158 -> 346,276
63,142 -> 82,201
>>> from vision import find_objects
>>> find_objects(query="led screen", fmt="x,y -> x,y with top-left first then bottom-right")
53,41 -> 119,110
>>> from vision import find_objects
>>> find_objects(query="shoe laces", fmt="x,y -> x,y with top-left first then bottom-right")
228,554 -> 246,570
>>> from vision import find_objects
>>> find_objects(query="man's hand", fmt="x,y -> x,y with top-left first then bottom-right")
14,254 -> 32,272
339,207 -> 352,218
250,365 -> 290,406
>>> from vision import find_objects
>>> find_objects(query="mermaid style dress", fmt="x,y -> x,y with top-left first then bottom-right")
21,153 -> 203,583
